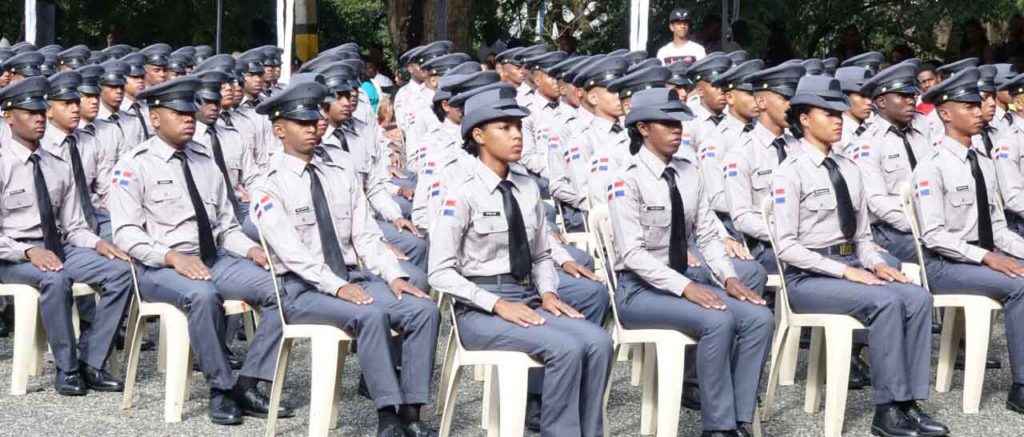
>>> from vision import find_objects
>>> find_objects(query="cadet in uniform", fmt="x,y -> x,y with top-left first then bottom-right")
75,64 -> 128,239
518,50 -> 569,199
252,80 -> 439,437
848,61 -> 928,263
57,45 -> 90,72
973,65 -> 1002,157
608,88 -> 772,437
685,53 -> 733,149
0,76 -> 132,395
192,70 -> 249,222
914,67 -> 1024,415
773,75 -> 947,436
834,66 -> 873,150
109,77 -> 291,425
428,86 -> 613,437
118,52 -> 152,147
994,72 -> 1024,234
667,61 -> 694,101
723,62 -> 805,274
568,55 -> 630,207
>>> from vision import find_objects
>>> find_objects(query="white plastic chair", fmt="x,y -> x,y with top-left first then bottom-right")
436,295 -> 543,437
252,222 -> 361,437
120,259 -> 255,423
759,197 -> 866,437
899,183 -> 1003,413
589,206 -> 698,437
0,282 -> 96,395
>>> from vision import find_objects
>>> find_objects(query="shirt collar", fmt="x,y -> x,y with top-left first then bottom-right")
472,158 -> 522,194
721,110 -> 747,131
842,112 -> 861,128
5,139 -> 38,164
638,145 -> 670,178
98,103 -> 117,119
149,135 -> 210,162
41,121 -> 72,155
798,138 -> 833,167
279,152 -> 314,176
938,135 -> 971,162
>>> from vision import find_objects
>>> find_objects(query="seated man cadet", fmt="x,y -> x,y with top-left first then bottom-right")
192,70 -> 248,223
683,53 -> 733,150
723,62 -> 805,274
696,59 -> 764,239
429,83 -> 613,437
571,55 -> 631,208
849,60 -> 929,264
76,64 -> 131,239
116,52 -> 153,147
251,80 -> 440,437
835,66 -> 874,151
994,72 -> 1024,235
518,50 -> 569,199
992,64 -> 1019,132
0,76 -> 132,395
312,62 -> 428,287
608,88 -> 772,437
109,77 -> 291,425
914,67 -> 1024,416
773,75 -> 947,437
972,65 -> 1001,158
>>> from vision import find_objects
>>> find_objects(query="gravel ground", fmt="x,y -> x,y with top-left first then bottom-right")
1,314 -> 1023,436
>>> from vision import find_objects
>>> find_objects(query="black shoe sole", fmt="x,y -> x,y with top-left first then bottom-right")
241,409 -> 295,419
85,384 -> 124,393
56,389 -> 88,396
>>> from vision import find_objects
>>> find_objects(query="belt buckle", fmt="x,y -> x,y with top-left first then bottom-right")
517,276 -> 530,287
838,243 -> 854,256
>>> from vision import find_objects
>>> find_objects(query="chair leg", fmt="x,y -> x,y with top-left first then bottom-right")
822,327 -> 853,437
481,365 -> 495,430
184,348 -> 195,402
962,306 -> 993,414
654,343 -> 685,437
935,307 -> 960,393
121,315 -> 147,410
10,292 -> 40,395
640,343 -> 657,435
780,325 -> 801,386
71,298 -> 81,339
330,341 -> 348,430
602,344 -> 619,437
439,361 -> 464,437
31,301 -> 47,377
242,311 -> 256,347
497,365 -> 530,437
163,312 -> 190,423
435,329 -> 457,417
158,319 -> 168,374
630,344 -> 643,386
264,338 -> 293,437
762,323 -> 791,421
308,337 -> 340,437
804,327 -> 825,414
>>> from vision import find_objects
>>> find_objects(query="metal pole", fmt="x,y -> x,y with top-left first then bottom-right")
25,0 -> 37,44
215,0 -> 223,53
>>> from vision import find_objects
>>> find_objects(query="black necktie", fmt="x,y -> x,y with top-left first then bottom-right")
307,164 -> 349,279
220,110 -> 234,128
822,157 -> 857,241
207,125 -> 241,218
610,122 -> 624,134
980,127 -> 995,157
1005,112 -> 1014,126
771,136 -> 788,163
663,167 -> 688,274
29,154 -> 65,260
82,123 -> 96,136
314,146 -> 334,163
545,100 -> 558,110
743,123 -> 755,133
889,126 -> 918,169
497,180 -> 532,280
172,151 -> 217,266
710,113 -> 724,126
66,135 -> 98,232
332,128 -> 350,153
966,150 -> 995,251
108,112 -> 119,122
132,102 -> 150,139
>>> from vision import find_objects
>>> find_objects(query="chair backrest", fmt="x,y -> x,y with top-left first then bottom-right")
587,205 -> 628,333
253,218 -> 291,328
899,182 -> 931,290
760,196 -> 795,321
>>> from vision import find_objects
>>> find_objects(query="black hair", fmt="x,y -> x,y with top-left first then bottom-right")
432,100 -> 446,122
785,103 -> 812,138
627,124 -> 643,155
462,135 -> 481,156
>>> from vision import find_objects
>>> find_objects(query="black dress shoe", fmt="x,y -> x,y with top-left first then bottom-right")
81,363 -> 124,392
403,421 -> 438,437
849,356 -> 871,390
358,373 -> 371,399
701,431 -> 739,437
0,317 -> 9,338
1007,384 -> 1024,413
525,394 -> 541,432
736,422 -> 754,437
209,390 -> 244,425
233,386 -> 295,418
682,383 -> 702,411
871,404 -> 920,437
378,421 -> 406,437
900,402 -> 949,436
55,370 -> 87,396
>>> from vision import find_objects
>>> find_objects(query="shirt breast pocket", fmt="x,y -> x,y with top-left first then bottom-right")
882,155 -> 908,176
639,206 -> 671,249
148,187 -> 191,225
2,191 -> 35,227
804,190 -> 837,213
948,190 -> 975,208
471,215 -> 509,239
751,169 -> 772,191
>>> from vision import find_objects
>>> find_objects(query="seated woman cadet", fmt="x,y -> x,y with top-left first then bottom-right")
608,87 -> 773,437
772,75 -> 948,437
428,85 -> 613,437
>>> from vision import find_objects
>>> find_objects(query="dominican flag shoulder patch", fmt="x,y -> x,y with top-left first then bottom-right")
256,195 -> 274,218
774,188 -> 786,204
442,199 -> 457,216
917,180 -> 931,196
112,169 -> 134,187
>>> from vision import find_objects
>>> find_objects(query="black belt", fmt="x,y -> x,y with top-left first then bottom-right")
810,242 -> 856,257
467,274 -> 531,287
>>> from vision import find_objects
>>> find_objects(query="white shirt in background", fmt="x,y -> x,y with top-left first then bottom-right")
656,40 -> 707,66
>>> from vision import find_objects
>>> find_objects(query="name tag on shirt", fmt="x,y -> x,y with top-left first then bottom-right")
157,180 -> 174,185
9,188 -> 25,195
812,188 -> 830,197
756,169 -> 773,176
482,211 -> 501,217
646,206 -> 666,211
887,153 -> 901,159
956,185 -> 970,192
295,206 -> 311,213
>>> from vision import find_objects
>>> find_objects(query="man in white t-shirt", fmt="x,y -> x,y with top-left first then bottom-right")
656,8 -> 707,67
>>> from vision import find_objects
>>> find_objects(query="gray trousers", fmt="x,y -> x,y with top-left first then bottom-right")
393,195 -> 413,219
457,281 -> 613,437
615,271 -> 773,431
0,243 -> 132,372
745,239 -> 779,275
280,270 -> 439,408
137,253 -> 282,390
872,223 -> 918,264
784,253 -> 933,405
377,219 -> 429,278
924,253 -> 1024,384
559,203 -> 587,233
